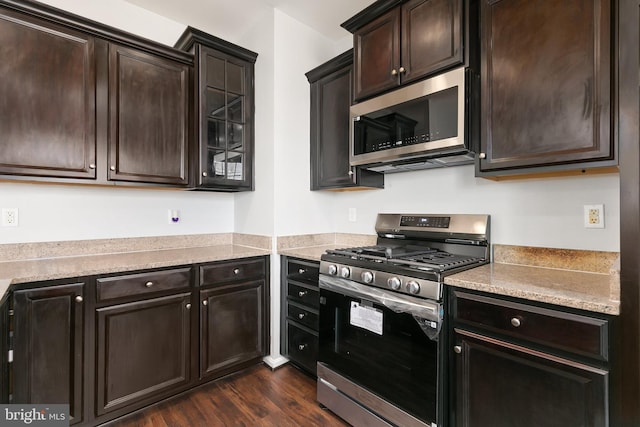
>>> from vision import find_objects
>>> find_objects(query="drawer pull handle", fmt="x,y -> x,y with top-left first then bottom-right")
298,291 -> 308,297
298,268 -> 306,274
145,281 -> 154,288
298,313 -> 305,319
75,295 -> 83,303
298,344 -> 307,351
453,345 -> 462,354
233,268 -> 240,275
186,303 -> 191,310
203,300 -> 208,306
511,317 -> 522,327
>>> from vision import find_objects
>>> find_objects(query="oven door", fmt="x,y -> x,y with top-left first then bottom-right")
318,275 -> 443,427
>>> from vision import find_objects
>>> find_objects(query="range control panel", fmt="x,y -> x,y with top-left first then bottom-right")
400,216 -> 451,229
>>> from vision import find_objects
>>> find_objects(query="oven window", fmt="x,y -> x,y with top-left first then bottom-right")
319,288 -> 439,424
353,87 -> 458,155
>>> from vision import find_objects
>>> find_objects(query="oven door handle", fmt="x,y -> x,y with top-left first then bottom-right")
319,275 -> 442,322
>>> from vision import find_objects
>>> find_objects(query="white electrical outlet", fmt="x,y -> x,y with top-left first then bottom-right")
584,204 -> 604,229
348,208 -> 357,222
2,208 -> 19,227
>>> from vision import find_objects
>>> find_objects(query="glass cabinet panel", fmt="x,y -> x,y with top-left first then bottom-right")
201,47 -> 251,188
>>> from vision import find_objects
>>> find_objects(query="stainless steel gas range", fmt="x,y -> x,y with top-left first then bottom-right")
317,213 -> 490,427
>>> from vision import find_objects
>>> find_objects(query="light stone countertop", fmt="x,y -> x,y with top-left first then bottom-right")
445,245 -> 620,315
0,244 -> 270,287
277,233 -> 377,262
0,234 -> 272,302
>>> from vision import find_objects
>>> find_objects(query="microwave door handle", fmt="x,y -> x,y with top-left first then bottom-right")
319,275 -> 440,321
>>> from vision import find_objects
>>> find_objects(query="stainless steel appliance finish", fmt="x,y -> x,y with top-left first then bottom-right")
349,67 -> 478,173
317,213 -> 490,427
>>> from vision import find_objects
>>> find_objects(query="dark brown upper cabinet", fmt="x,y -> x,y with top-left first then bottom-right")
175,28 -> 257,192
343,0 -> 465,101
476,0 -> 616,177
306,51 -> 384,191
0,7 -> 97,180
0,0 -> 192,188
106,43 -> 189,185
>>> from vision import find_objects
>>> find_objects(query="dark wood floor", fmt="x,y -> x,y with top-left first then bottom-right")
107,364 -> 350,427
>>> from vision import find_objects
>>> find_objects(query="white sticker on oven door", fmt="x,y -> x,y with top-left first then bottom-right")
350,301 -> 383,335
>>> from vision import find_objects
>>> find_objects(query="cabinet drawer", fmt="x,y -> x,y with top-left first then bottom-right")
288,283 -> 319,309
200,258 -> 265,287
287,301 -> 318,330
97,268 -> 192,302
452,290 -> 609,361
287,322 -> 318,375
287,260 -> 319,286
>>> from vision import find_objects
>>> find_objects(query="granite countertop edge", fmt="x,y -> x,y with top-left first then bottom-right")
444,262 -> 619,316
0,244 -> 271,289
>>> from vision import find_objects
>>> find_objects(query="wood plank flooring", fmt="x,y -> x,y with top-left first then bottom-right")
106,364 -> 350,427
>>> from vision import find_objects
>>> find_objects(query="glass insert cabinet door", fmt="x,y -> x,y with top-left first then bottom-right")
199,46 -> 254,190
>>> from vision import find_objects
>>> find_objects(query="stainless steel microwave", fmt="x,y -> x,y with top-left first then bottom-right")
349,67 -> 478,173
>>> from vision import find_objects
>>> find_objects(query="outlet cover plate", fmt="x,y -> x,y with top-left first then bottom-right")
2,208 -> 19,227
584,204 -> 604,229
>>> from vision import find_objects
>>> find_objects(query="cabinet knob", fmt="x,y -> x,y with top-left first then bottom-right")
454,345 -> 462,354
511,317 -> 522,327
202,300 -> 208,306
348,170 -> 354,176
186,303 -> 191,310
298,344 -> 307,351
398,66 -> 406,74
233,268 -> 240,275
391,68 -> 398,76
75,295 -> 83,303
298,268 -> 306,274
298,290 -> 308,297
89,163 -> 96,169
298,313 -> 305,320
110,165 -> 116,171
202,172 -> 208,177
478,152 -> 486,159
145,281 -> 154,288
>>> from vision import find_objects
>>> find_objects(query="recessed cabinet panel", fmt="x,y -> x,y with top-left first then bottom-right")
108,44 -> 189,185
0,10 -> 96,179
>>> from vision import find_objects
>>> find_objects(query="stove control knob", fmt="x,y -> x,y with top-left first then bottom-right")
340,266 -> 351,279
406,280 -> 421,295
327,264 -> 338,276
361,271 -> 374,283
388,277 -> 402,290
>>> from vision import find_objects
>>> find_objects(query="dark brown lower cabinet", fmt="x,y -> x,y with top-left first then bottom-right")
12,282 -> 85,425
200,280 -> 266,379
450,288 -> 610,427
95,292 -> 192,416
452,330 -> 608,427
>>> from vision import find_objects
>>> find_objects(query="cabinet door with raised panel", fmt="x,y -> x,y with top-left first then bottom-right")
0,9 -> 96,180
401,0 -> 462,85
200,280 -> 265,379
452,330 -> 608,427
13,282 -> 85,425
478,0 -> 613,174
95,293 -> 192,415
107,43 -> 189,185
353,7 -> 401,101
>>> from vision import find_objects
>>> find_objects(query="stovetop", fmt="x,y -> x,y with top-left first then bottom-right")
326,244 -> 484,272
319,213 -> 490,301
